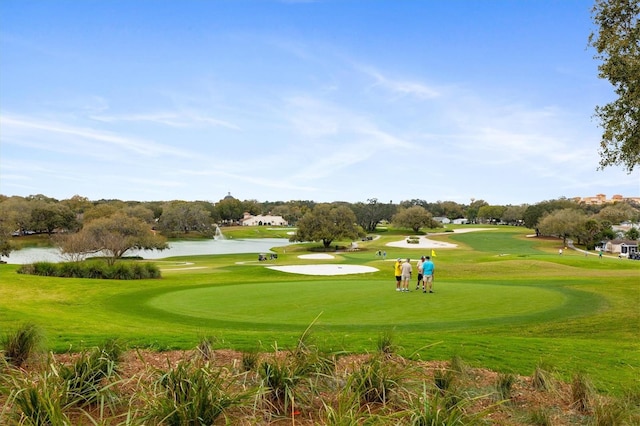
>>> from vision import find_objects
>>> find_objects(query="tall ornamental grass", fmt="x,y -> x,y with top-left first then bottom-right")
2,323 -> 45,369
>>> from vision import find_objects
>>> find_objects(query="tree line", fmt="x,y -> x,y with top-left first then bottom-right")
0,193 -> 638,261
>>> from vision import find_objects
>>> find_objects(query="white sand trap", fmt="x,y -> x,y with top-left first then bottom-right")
298,253 -> 335,259
267,264 -> 378,275
386,236 -> 458,249
386,228 -> 496,249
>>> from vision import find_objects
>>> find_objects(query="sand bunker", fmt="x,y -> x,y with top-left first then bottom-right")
386,236 -> 458,249
267,264 -> 378,276
386,228 -> 496,249
298,253 -> 335,260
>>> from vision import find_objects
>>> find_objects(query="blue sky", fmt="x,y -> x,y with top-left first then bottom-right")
1,0 -> 638,205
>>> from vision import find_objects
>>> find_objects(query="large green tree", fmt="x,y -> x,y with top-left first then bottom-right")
537,208 -> 587,246
352,198 -> 396,232
157,201 -> 213,235
392,206 -> 437,233
290,204 -> 362,249
30,201 -> 78,234
589,0 -> 640,172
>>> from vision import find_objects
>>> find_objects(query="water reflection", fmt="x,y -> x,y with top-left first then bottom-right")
1,238 -> 291,264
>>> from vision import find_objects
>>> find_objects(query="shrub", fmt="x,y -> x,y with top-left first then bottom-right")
60,340 -> 122,406
7,364 -> 70,425
2,323 -> 44,368
241,349 -> 259,372
449,354 -> 469,376
532,362 -> 556,392
407,384 -> 483,426
109,262 -> 134,280
32,261 -> 58,276
145,361 -> 244,425
17,260 -> 161,280
495,372 -> 516,402
349,356 -> 402,405
59,262 -> 82,278
376,330 -> 397,357
528,408 -> 552,426
144,262 -> 161,278
259,357 -> 304,414
571,371 -> 594,413
196,336 -> 216,362
434,368 -> 456,395
86,261 -> 105,279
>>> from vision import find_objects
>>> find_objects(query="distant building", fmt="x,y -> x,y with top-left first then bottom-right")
575,194 -> 640,205
433,217 -> 451,224
604,239 -> 638,257
241,212 -> 288,226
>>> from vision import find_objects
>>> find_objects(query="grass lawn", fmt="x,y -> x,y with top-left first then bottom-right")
1,225 -> 638,395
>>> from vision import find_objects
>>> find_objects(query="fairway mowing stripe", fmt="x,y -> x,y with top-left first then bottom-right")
161,266 -> 208,271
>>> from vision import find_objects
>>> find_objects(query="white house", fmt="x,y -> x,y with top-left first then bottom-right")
241,212 -> 288,226
433,217 -> 451,224
604,239 -> 638,256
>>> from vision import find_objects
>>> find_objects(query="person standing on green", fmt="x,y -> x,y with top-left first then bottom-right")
422,256 -> 435,293
394,258 -> 403,291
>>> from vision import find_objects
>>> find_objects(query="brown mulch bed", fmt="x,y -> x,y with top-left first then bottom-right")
19,348 -> 603,425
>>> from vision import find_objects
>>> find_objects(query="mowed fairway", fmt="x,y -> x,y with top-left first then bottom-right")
1,226 -> 638,394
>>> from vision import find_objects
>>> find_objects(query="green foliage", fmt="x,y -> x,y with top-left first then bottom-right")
392,205 -> 437,233
589,0 -> 640,172
6,364 -> 70,425
17,260 -> 161,280
291,203 -> 363,248
376,330 -> 397,357
349,356 -> 402,405
145,361 -> 243,425
527,408 -> 552,426
495,372 -> 517,402
258,330 -> 336,415
434,369 -> 456,395
241,349 -> 259,372
259,357 -> 305,414
60,340 -> 122,406
2,323 -> 44,368
407,385 -> 481,426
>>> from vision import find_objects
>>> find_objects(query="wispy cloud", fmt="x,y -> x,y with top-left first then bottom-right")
90,111 -> 241,130
1,115 -> 194,158
356,64 -> 441,99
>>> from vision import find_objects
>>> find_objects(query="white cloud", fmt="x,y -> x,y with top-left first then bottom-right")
1,115 -> 193,158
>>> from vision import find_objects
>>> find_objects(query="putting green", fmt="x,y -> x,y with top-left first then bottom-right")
146,280 -> 567,328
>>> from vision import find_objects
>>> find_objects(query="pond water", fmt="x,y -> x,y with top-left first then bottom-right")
1,238 -> 291,264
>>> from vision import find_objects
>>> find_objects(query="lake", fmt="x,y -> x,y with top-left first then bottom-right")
1,238 -> 291,264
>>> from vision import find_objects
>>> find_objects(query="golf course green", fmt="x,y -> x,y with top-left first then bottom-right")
1,225 -> 638,394
146,280 -> 566,327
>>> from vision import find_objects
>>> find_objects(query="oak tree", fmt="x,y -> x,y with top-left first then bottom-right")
589,0 -> 640,171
